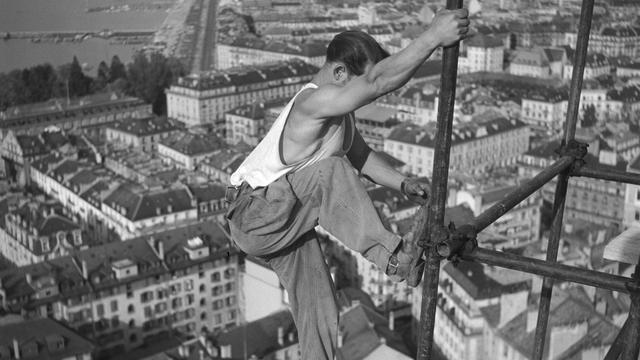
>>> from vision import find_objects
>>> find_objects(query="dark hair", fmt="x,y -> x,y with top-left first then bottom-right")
326,30 -> 390,76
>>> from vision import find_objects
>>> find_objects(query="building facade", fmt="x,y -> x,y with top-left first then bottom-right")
166,60 -> 317,127
0,222 -> 241,360
384,118 -> 529,177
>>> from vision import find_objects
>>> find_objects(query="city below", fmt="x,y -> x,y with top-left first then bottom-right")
0,0 -> 639,359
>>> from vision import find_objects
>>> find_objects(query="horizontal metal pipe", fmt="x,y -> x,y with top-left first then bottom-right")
461,247 -> 640,294
572,166 -> 640,186
472,156 -> 574,231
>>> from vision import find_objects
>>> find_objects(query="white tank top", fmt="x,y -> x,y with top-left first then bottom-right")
230,83 -> 355,188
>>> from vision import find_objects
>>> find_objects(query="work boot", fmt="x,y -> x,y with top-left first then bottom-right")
385,206 -> 428,287
385,232 -> 426,287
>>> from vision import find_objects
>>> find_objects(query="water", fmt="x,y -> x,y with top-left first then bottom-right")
0,0 -> 171,74
0,0 -> 169,32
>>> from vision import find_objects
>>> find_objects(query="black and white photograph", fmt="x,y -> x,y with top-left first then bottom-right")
0,0 -> 639,359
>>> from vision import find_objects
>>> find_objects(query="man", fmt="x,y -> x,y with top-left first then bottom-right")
225,9 -> 469,359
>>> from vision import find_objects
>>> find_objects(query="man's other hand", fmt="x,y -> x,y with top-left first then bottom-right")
401,177 -> 430,205
428,8 -> 470,48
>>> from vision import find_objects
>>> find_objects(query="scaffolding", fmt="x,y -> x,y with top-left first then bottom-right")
415,0 -> 640,359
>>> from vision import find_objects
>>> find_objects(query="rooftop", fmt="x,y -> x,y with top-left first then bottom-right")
387,117 -> 526,147
108,116 -> 178,137
171,60 -> 318,91
159,132 -> 224,156
0,318 -> 94,360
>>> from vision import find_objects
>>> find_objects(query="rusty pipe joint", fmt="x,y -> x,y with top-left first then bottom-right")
435,223 -> 478,262
555,139 -> 589,173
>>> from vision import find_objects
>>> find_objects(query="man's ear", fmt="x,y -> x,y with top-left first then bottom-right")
333,63 -> 347,82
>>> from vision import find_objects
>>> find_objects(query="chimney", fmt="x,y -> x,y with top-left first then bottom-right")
81,260 -> 88,279
526,309 -> 538,333
158,241 -> 165,260
25,273 -> 32,285
337,329 -> 344,348
277,326 -> 284,346
388,310 -> 395,331
13,338 -> 20,360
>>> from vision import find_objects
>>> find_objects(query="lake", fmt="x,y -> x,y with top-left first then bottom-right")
0,0 -> 172,74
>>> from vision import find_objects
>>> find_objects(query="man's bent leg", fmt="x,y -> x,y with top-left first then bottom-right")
265,230 -> 338,360
287,157 -> 402,272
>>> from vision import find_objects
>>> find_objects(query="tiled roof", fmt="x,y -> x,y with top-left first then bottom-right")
104,185 -> 195,222
0,318 -> 94,360
443,261 -> 529,300
159,132 -> 224,156
215,309 -> 297,358
607,84 -> 640,102
354,103 -> 398,123
1,92 -> 142,120
187,183 -> 226,202
497,291 -> 618,360
172,60 -> 318,91
387,117 -> 526,147
108,116 -> 178,136
226,98 -> 288,120
511,48 -> 550,67
466,34 -> 503,48
368,186 -> 419,213
221,36 -> 328,57
15,135 -> 47,157
336,304 -> 411,360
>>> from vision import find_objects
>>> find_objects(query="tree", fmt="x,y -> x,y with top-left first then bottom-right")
67,56 -> 91,97
109,55 -> 127,82
93,61 -> 111,91
581,104 -> 598,128
126,52 -> 185,114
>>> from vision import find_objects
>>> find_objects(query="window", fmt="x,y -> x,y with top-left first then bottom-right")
199,284 -> 206,293
128,304 -> 135,314
635,211 -> 640,221
185,279 -> 194,291
187,294 -> 195,305
144,306 -> 152,318
110,300 -> 118,312
211,272 -> 221,282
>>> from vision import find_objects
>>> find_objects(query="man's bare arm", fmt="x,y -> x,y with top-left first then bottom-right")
299,9 -> 469,120
347,129 -> 405,191
348,130 -> 430,203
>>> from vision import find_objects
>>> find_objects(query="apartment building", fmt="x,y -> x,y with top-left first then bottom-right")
224,99 -> 288,146
105,117 -> 180,153
157,132 -> 224,171
565,25 -> 640,58
0,93 -> 150,142
411,262 -> 529,360
521,90 -> 568,130
459,34 -> 505,74
384,117 -> 529,177
518,140 -> 628,229
563,52 -> 611,80
0,221 -> 241,360
216,37 -> 326,69
377,86 -> 439,126
454,182 -> 542,248
166,60 -> 317,127
353,103 -> 400,151
0,198 -> 86,266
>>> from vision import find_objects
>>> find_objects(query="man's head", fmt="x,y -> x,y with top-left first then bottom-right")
325,30 -> 390,84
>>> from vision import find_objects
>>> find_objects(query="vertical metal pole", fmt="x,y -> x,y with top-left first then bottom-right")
531,0 -> 594,359
621,265 -> 640,360
416,1 -> 463,359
